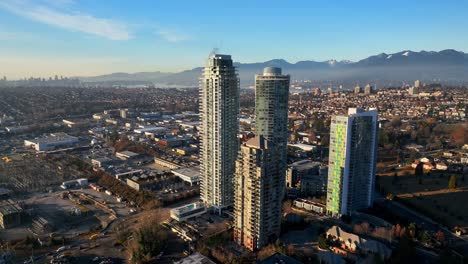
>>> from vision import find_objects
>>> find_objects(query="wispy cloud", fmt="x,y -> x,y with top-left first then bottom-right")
0,30 -> 34,41
155,27 -> 189,43
0,0 -> 132,40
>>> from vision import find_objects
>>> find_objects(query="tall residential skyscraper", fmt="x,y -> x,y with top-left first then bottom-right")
408,86 -> 419,95
233,67 -> 289,251
199,54 -> 239,211
326,108 -> 378,217
354,85 -> 362,94
255,67 -> 290,175
364,84 -> 373,95
234,136 -> 282,251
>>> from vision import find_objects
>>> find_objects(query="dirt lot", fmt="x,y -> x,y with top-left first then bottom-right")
378,169 -> 468,228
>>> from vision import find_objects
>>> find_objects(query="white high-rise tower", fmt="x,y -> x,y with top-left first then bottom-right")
199,54 -> 239,212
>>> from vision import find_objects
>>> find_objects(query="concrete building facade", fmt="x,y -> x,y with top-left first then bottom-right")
234,136 -> 282,251
287,160 -> 327,195
326,108 -> 378,217
364,84 -> 373,95
24,133 -> 79,152
354,85 -> 362,94
199,54 -> 239,211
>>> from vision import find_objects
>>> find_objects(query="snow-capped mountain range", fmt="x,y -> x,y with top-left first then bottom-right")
81,49 -> 468,87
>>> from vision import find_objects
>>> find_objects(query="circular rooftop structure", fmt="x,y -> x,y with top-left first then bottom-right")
263,67 -> 282,76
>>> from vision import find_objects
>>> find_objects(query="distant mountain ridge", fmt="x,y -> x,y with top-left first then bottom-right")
80,71 -> 171,82
80,49 -> 468,87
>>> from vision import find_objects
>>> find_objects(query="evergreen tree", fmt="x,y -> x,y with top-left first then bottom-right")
448,175 -> 457,189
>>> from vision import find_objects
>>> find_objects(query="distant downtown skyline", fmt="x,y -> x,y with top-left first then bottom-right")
0,0 -> 467,78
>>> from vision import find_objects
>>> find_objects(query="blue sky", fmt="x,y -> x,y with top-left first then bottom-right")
0,0 -> 467,78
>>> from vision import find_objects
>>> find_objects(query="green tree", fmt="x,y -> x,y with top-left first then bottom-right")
419,231 -> 431,245
437,248 -> 459,264
379,130 -> 390,145
313,119 -> 324,132
408,223 -> 417,238
392,172 -> 398,185
108,128 -> 119,143
390,235 -> 416,264
131,223 -> 168,264
407,151 -> 418,164
415,163 -> 424,177
318,233 -> 329,249
448,175 -> 457,189
372,254 -> 384,264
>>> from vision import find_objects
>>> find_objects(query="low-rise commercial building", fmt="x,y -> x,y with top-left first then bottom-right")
170,202 -> 206,222
60,178 -> 88,189
116,150 -> 139,160
63,119 -> 88,128
24,133 -> 80,152
126,175 -> 159,192
287,160 -> 327,195
91,157 -> 113,168
154,157 -> 181,169
293,199 -> 325,214
133,126 -> 167,135
171,166 -> 200,186
174,252 -> 215,264
288,143 -> 317,152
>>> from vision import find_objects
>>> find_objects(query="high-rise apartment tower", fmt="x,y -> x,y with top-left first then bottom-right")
234,136 -> 282,251
255,67 -> 290,180
326,108 -> 378,217
199,54 -> 239,211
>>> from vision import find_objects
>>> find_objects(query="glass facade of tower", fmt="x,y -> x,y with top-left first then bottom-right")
255,67 -> 290,202
327,118 -> 348,215
326,108 -> 378,217
233,67 -> 289,251
255,67 -> 290,158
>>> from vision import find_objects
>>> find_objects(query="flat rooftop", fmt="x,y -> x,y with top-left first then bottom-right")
25,133 -> 78,144
116,150 -> 139,158
172,202 -> 205,216
174,252 -> 215,264
172,166 -> 200,178
289,160 -> 321,170
134,126 -> 167,133
288,143 -> 317,151
295,198 -> 325,207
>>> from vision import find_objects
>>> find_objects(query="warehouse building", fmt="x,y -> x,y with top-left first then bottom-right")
60,178 -> 88,189
171,166 -> 200,186
115,150 -> 139,160
24,133 -> 80,152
